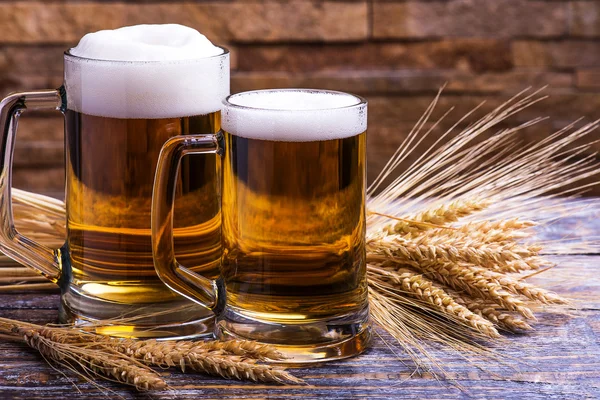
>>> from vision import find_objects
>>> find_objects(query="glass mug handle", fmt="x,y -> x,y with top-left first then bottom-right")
0,89 -> 64,282
152,132 -> 226,314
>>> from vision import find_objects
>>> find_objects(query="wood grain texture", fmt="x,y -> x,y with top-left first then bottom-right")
0,201 -> 599,399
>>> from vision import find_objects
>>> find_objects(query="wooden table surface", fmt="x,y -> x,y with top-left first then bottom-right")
0,202 -> 599,399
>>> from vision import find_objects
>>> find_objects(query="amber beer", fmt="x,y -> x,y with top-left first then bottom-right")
218,90 -> 370,357
0,25 -> 230,339
64,111 -> 221,314
151,89 -> 370,361
221,130 -> 367,321
59,42 -> 230,336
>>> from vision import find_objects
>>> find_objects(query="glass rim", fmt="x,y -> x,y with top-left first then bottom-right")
222,89 -> 367,113
63,45 -> 229,64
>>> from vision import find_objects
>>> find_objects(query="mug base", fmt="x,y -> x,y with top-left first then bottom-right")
215,305 -> 371,363
59,285 -> 215,340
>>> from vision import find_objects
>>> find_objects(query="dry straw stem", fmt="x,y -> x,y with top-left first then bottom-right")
368,264 -> 500,338
0,282 -> 58,291
453,296 -> 533,332
368,281 -> 502,378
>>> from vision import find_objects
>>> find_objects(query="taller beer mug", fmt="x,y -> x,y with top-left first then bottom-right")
0,25 -> 229,338
152,89 -> 371,361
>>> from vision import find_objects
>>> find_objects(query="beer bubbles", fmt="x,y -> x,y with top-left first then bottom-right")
222,89 -> 367,141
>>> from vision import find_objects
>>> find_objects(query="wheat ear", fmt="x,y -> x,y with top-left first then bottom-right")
453,297 -> 533,332
71,335 -> 299,385
0,318 -> 302,386
14,326 -> 167,390
414,262 -> 535,319
390,199 -> 490,234
468,266 -> 567,304
368,264 -> 499,338
368,234 -> 542,271
165,352 -> 304,385
453,219 -> 536,243
86,337 -> 286,362
88,337 -> 300,385
107,338 -> 302,384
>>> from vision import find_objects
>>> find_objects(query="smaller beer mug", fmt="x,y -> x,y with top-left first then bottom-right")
152,89 -> 370,362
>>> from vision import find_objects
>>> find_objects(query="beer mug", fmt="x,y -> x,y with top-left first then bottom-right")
0,25 -> 229,338
152,89 -> 370,361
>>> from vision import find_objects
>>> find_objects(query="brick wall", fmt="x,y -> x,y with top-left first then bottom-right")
1,0 -> 599,197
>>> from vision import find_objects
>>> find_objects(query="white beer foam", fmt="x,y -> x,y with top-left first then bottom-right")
65,24 -> 229,119
222,90 -> 367,142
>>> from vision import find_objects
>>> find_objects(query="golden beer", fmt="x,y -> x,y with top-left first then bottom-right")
64,111 -> 221,327
56,25 -> 230,337
151,89 -> 370,360
0,25 -> 230,338
221,131 -> 368,323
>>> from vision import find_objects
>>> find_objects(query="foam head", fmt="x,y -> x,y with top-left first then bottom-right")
65,24 -> 229,119
221,89 -> 367,142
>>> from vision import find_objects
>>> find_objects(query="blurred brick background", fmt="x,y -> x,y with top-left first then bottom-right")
1,0 -> 600,197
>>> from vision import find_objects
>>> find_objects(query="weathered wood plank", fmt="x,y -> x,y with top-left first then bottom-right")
0,259 -> 598,398
0,195 -> 598,400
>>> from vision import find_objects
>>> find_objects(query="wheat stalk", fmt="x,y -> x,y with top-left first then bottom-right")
418,263 -> 534,319
368,234 -> 542,271
98,337 -> 302,384
134,338 -> 286,361
467,266 -> 567,304
3,324 -> 167,390
388,199 -> 490,235
368,264 -> 499,338
447,219 -> 536,244
453,297 -> 533,332
0,317 -> 303,386
156,352 -> 304,385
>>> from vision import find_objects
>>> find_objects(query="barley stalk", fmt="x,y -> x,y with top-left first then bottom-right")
53,333 -> 299,384
67,335 -> 286,363
484,257 -> 547,273
368,264 -> 499,338
29,330 -> 288,363
51,332 -> 300,384
402,229 -> 545,273
160,352 -> 304,385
